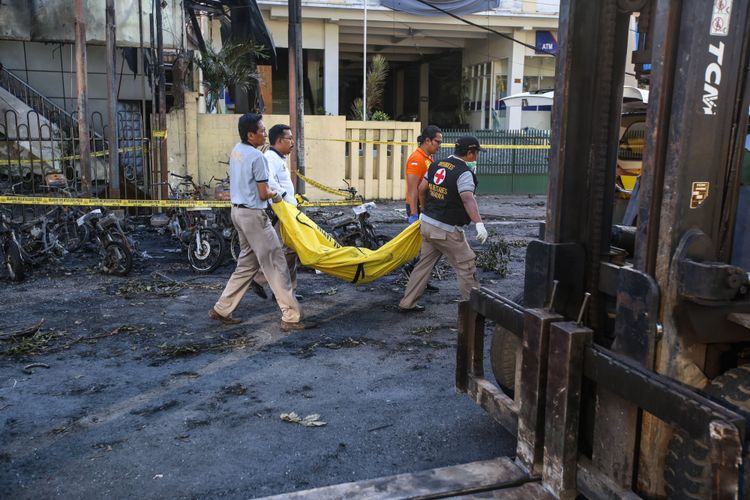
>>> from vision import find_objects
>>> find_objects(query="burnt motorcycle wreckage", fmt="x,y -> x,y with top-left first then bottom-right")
76,209 -> 133,276
150,173 -> 225,273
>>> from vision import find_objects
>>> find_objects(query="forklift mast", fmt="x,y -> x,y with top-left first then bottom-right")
456,0 -> 750,497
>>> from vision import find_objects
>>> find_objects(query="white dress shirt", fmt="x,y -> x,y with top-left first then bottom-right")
264,148 -> 297,206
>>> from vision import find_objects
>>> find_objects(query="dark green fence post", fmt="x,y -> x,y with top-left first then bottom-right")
511,133 -> 517,193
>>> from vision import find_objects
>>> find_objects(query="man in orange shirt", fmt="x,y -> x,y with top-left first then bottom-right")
406,125 -> 443,223
404,125 -> 443,292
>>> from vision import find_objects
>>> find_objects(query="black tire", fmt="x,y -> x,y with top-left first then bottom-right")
188,227 -> 225,273
490,325 -> 521,397
230,229 -> 241,262
490,292 -> 525,397
100,241 -> 133,276
664,365 -> 750,499
5,240 -> 25,282
51,220 -> 88,252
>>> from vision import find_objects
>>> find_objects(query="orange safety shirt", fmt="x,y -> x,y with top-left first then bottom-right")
404,147 -> 433,211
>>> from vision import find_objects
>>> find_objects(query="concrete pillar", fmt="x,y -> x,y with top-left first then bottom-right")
508,30 -> 526,130
395,69 -> 405,119
419,62 -> 429,125
324,21 -> 339,115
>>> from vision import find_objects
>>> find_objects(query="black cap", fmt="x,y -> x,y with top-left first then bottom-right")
454,135 -> 486,153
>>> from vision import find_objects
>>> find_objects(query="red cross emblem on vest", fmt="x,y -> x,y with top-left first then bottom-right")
433,168 -> 446,185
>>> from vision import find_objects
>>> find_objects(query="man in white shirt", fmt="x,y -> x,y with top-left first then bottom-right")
209,114 -> 314,330
252,124 -> 302,299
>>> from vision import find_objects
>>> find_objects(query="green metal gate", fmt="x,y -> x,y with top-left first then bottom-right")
435,129 -> 550,194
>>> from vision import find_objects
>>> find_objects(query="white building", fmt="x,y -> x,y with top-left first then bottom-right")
256,0 -> 559,129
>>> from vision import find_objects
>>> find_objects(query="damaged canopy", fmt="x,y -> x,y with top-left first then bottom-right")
380,0 -> 500,16
185,0 -> 276,66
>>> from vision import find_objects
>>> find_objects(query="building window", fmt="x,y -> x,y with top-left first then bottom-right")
522,56 -> 555,92
270,48 -> 325,115
464,63 -> 491,112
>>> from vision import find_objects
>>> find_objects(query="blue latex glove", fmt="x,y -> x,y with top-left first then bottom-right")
407,214 -> 419,224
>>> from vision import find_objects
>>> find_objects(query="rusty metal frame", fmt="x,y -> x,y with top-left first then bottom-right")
459,286 -> 748,498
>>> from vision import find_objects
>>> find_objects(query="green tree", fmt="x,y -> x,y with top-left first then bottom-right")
193,42 -> 269,113
350,55 -> 389,120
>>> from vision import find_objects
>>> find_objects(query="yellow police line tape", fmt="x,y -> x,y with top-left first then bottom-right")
306,137 -> 550,149
0,145 -> 147,166
0,195 -> 363,209
295,171 -> 363,199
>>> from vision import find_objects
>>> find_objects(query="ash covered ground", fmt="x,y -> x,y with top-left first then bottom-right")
0,194 -> 545,499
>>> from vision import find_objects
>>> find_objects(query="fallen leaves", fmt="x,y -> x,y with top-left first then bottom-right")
280,412 -> 327,427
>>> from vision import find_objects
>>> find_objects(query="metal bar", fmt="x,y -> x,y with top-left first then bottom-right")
542,321 -> 592,500
516,307 -> 564,475
591,387 -> 639,491
0,66 -> 75,133
583,345 -> 746,440
469,287 -> 525,338
466,377 -> 518,436
288,0 -> 305,194
465,298 -> 486,378
155,0 -> 168,201
106,0 -> 120,199
74,0 -> 90,194
456,300 -> 471,392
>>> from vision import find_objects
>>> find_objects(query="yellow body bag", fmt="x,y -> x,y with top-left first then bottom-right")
271,201 -> 422,284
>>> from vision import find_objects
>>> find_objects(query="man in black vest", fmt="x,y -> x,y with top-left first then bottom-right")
398,135 -> 489,312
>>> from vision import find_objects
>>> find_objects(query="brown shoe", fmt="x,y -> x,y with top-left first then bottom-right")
208,308 -> 242,325
280,320 -> 318,331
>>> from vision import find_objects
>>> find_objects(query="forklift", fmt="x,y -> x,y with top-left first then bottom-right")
265,0 -> 749,498
457,0 -> 750,498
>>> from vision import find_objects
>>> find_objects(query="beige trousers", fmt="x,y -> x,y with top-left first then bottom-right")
253,219 -> 298,290
399,221 -> 479,309
214,207 -> 301,323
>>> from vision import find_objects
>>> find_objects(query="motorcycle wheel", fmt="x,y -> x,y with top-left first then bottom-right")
52,221 -> 88,252
5,240 -> 25,282
188,227 -> 225,273
100,240 -> 133,276
230,229 -> 241,262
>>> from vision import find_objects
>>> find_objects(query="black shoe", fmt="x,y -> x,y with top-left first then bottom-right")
398,304 -> 425,313
251,281 -> 268,300
425,283 -> 439,293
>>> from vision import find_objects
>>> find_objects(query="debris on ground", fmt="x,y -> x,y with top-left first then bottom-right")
109,272 -> 222,298
431,260 -> 454,281
475,235 -> 512,277
3,328 -> 66,356
158,335 -> 257,357
410,326 -> 437,336
296,335 -> 372,358
313,287 -> 338,296
280,412 -> 327,427
22,362 -> 50,374
0,319 -> 45,341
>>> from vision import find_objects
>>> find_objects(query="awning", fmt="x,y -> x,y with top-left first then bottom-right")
186,0 -> 276,66
380,0 -> 500,16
